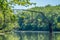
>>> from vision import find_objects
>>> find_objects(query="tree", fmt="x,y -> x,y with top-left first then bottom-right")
17,5 -> 60,31
0,0 -> 31,32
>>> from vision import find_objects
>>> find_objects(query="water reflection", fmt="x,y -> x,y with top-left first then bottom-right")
0,32 -> 20,40
0,31 -> 60,40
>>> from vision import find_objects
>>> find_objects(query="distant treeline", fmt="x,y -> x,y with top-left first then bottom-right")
16,5 -> 60,31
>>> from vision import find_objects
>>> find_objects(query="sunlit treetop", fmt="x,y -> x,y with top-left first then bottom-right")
9,0 -> 31,5
0,0 -> 31,10
0,0 -> 32,15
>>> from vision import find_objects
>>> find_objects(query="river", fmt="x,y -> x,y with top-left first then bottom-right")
0,31 -> 60,40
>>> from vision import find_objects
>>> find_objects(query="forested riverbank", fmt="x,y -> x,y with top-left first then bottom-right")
0,5 -> 60,32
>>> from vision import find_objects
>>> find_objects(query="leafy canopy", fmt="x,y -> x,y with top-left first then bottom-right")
0,0 -> 31,31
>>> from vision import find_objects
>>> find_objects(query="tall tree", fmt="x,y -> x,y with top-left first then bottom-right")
0,0 -> 31,32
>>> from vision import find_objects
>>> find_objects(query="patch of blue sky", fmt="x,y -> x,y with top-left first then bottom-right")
13,0 -> 60,9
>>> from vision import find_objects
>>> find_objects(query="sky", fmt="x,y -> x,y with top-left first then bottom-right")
13,0 -> 60,9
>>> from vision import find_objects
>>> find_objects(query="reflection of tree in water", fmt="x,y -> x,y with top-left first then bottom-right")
38,33 -> 49,40
22,32 -> 37,40
21,32 -> 49,40
0,32 -> 60,40
55,33 -> 60,40
0,35 -> 6,40
0,32 -> 20,40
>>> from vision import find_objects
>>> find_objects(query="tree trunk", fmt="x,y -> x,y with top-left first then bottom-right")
49,23 -> 53,40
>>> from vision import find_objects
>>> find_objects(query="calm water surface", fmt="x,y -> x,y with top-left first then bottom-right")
0,31 -> 60,40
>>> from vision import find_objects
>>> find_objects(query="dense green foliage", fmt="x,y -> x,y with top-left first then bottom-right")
0,0 -> 31,32
0,0 -> 60,31
0,0 -> 60,40
17,5 -> 60,31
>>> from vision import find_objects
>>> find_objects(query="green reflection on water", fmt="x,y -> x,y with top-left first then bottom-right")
0,32 -> 20,40
0,32 -> 60,40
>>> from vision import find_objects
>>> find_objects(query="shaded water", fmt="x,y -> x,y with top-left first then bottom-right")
0,31 -> 60,40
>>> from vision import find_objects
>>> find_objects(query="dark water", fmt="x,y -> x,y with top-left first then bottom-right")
0,31 -> 60,40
